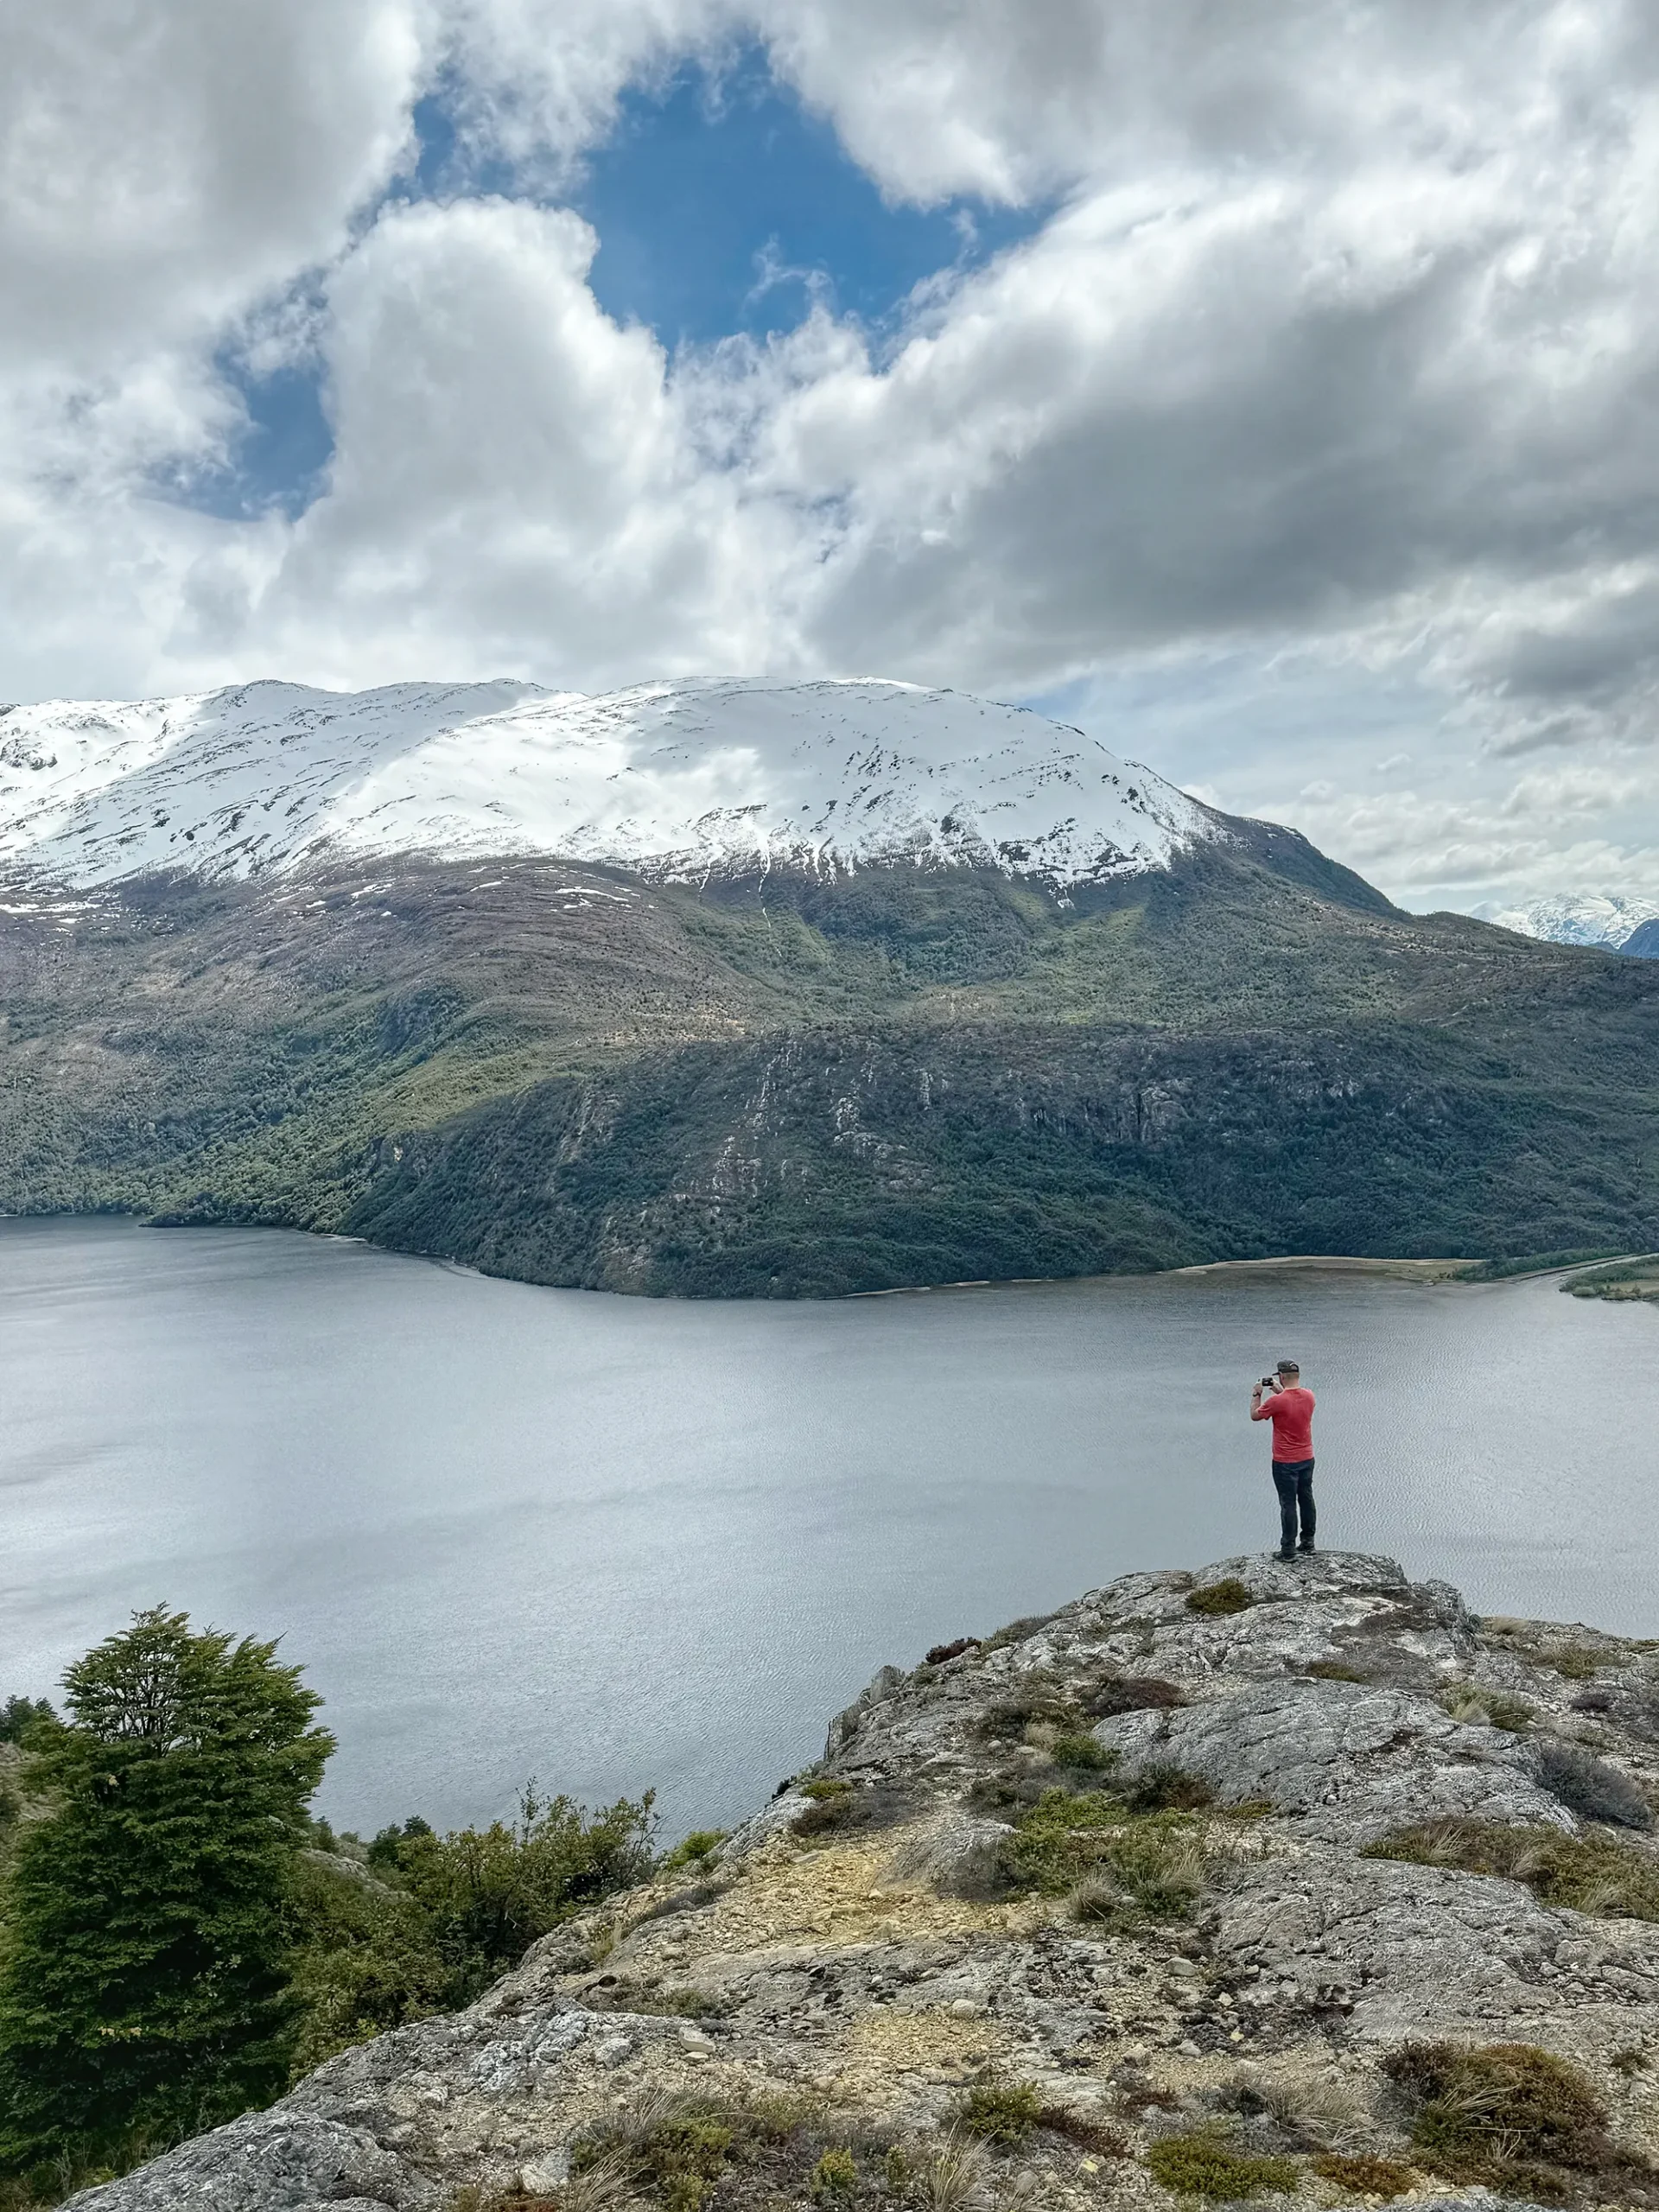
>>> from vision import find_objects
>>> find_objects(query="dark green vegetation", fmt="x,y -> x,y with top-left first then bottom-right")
0,1617 -> 653,2198
1366,1818 -> 1659,1921
1565,1255 -> 1659,1303
5,830 -> 1659,1295
0,1611 -> 333,2177
1143,2127 -> 1300,2201
1381,2039 -> 1657,2202
1186,1579 -> 1255,1618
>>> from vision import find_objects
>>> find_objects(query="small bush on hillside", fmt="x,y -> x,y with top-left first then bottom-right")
810,2145 -> 858,2197
1440,1684 -> 1533,1731
1145,2127 -> 1298,2200
1121,1763 -> 1215,1814
1541,1643 -> 1603,1681
1081,1675 -> 1186,1717
1535,1740 -> 1652,1829
926,1638 -> 980,1665
1365,1817 -> 1659,1920
980,1615 -> 1054,1654
975,1683 -> 1086,1741
1303,1660 -> 1370,1684
1052,1734 -> 1116,1772
660,1829 -> 728,1873
957,2082 -> 1042,2145
1382,2040 -> 1618,2196
1312,2152 -> 1414,2197
1186,1580 -> 1255,1618
1003,1789 -> 1206,1922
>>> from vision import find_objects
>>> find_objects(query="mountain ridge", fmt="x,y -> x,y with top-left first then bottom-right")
2,680 -> 1656,1294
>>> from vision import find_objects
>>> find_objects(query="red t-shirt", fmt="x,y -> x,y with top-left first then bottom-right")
1253,1384 -> 1314,1461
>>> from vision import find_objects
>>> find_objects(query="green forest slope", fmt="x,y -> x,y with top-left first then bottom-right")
2,838 -> 1656,1295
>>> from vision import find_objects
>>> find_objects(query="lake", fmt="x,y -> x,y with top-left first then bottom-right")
3,1217 -> 1656,1844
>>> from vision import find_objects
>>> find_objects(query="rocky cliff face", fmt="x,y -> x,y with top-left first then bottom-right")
68,1554 -> 1659,2210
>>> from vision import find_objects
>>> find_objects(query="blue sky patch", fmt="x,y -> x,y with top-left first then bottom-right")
573,48 -> 1043,346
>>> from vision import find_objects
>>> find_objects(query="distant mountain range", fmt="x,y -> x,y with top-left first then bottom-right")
3,678 -> 1656,1295
1480,892 -> 1659,956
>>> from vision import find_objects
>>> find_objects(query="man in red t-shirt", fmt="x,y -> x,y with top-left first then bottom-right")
1249,1359 -> 1316,1560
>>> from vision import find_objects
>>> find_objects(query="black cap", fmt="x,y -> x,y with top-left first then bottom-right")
1275,1358 -> 1300,1374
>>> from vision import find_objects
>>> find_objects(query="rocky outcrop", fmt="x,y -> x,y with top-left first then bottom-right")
67,1553 -> 1659,2210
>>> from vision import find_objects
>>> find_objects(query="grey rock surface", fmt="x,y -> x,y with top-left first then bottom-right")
65,1552 -> 1659,2212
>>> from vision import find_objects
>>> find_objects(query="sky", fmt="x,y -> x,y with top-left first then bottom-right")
3,2 -> 1659,914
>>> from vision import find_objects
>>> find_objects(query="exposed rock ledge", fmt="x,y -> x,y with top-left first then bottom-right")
69,1553 -> 1659,2210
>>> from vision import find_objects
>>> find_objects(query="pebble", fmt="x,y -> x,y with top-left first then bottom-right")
949,1999 -> 983,2019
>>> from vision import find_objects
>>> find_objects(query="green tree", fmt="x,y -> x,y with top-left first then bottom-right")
0,1607 -> 334,2175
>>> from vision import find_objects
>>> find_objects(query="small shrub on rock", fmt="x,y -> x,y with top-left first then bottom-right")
1311,2152 -> 1414,2198
659,1829 -> 727,1872
1082,1675 -> 1186,1717
1535,1739 -> 1653,1829
1145,2126 -> 1299,2200
979,1614 -> 1055,1653
958,2081 -> 1043,2145
1382,2039 -> 1622,2196
1303,1661 -> 1370,1684
975,1682 -> 1086,1742
926,1638 -> 980,1665
1365,1816 -> 1659,1919
809,2145 -> 858,2197
1541,1643 -> 1603,1681
1122,1764 -> 1216,1815
1186,1580 -> 1255,1618
1052,1734 -> 1116,1772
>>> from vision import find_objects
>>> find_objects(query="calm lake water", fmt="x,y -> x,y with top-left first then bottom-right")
3,1217 -> 1656,1843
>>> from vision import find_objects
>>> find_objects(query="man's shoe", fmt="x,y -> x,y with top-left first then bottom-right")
1299,1543 -> 1316,1555
1275,1548 -> 1295,1561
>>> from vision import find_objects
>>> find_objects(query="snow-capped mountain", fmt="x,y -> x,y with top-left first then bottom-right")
1478,892 -> 1659,949
0,677 -> 1218,892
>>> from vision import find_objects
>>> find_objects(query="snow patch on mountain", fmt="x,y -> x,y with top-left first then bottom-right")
0,677 -> 1217,891
1478,892 -> 1659,950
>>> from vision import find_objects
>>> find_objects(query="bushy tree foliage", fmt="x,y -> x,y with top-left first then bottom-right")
0,1608 -> 334,2173
287,1783 -> 655,2068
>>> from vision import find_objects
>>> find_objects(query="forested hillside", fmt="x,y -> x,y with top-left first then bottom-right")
3,836 -> 1656,1295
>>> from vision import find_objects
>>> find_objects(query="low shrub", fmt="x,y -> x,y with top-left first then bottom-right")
1541,1643 -> 1603,1681
1121,1764 -> 1216,1815
1364,1817 -> 1659,1920
926,1638 -> 980,1665
957,2081 -> 1042,2145
1036,2106 -> 1128,2156
975,1683 -> 1086,1742
1382,2039 -> 1615,2196
979,1615 -> 1054,1654
659,1830 -> 728,1872
1145,2127 -> 1299,2200
1439,1684 -> 1533,1732
1311,2152 -> 1414,2198
791,1781 -> 912,1843
1008,1794 -> 1206,1926
1052,1734 -> 1116,1772
1303,1661 -> 1370,1684
810,2145 -> 858,2197
1186,1581 -> 1255,1619
1082,1675 -> 1186,1717
1245,2074 -> 1371,2153
1535,1740 -> 1653,1829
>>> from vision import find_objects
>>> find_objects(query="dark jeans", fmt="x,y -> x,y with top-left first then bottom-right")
1272,1459 -> 1316,1553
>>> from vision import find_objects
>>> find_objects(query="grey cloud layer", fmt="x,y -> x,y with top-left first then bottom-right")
2,0 -> 1657,906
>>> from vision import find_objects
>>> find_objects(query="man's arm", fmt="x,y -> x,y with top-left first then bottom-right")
1249,1379 -> 1277,1422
